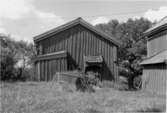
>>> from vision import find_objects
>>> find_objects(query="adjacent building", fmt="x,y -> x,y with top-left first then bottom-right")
141,16 -> 167,95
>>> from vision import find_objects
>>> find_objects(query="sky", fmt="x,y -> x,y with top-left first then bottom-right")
0,0 -> 167,42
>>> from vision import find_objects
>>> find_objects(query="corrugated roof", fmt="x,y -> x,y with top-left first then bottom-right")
144,16 -> 167,35
33,17 -> 120,46
140,49 -> 167,65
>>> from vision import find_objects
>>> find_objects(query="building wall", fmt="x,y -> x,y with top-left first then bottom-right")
35,57 -> 67,81
147,30 -> 167,57
142,64 -> 167,95
35,24 -> 118,81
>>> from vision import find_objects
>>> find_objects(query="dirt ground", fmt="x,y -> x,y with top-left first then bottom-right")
0,82 -> 166,113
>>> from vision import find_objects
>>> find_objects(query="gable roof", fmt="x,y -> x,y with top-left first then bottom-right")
144,16 -> 167,36
140,49 -> 167,65
33,17 -> 120,46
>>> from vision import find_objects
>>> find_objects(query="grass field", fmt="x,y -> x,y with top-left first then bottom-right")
0,82 -> 166,113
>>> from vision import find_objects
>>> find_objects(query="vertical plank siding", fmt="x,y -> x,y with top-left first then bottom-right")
35,25 -> 118,81
141,20 -> 167,95
36,57 -> 68,81
147,31 -> 167,57
142,64 -> 167,95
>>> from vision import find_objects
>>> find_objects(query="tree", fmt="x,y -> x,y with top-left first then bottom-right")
14,41 -> 36,80
0,35 -> 17,80
95,18 -> 152,89
0,34 -> 36,81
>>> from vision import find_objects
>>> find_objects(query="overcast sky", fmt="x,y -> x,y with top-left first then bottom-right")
0,0 -> 167,42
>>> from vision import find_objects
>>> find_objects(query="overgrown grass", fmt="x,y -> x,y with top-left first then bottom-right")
0,82 -> 166,113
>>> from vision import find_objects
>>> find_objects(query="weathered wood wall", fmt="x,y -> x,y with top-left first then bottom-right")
35,24 -> 118,81
35,52 -> 67,81
147,30 -> 167,57
142,64 -> 166,95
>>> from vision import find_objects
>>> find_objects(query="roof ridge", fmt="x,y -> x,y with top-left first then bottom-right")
144,16 -> 167,35
33,17 -> 120,46
150,16 -> 167,28
33,18 -> 80,40
158,16 -> 167,23
78,18 -> 120,45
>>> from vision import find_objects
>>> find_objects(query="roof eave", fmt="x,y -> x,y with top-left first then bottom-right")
140,61 -> 166,65
79,19 -> 121,46
33,19 -> 80,42
144,23 -> 167,37
33,18 -> 121,47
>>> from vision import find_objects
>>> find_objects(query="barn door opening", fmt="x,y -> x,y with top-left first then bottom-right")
84,56 -> 103,81
85,65 -> 102,81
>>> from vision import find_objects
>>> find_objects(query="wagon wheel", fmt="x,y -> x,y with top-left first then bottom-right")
133,76 -> 142,90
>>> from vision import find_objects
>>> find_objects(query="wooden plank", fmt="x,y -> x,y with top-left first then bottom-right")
38,61 -> 40,81
44,60 -> 47,81
90,32 -> 94,55
83,30 -> 86,56
75,27 -> 79,66
46,60 -> 48,81
51,60 -> 54,80
41,61 -> 44,81
72,28 -> 76,62
88,30 -> 91,55
64,58 -> 67,70
61,58 -> 64,71
77,26 -> 81,67
68,28 -> 72,55
53,60 -> 56,80
80,27 -> 84,68
47,60 -> 49,81
85,31 -> 89,55
48,60 -> 50,81
40,61 -> 42,81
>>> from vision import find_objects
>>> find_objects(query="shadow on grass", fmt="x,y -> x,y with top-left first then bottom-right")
85,108 -> 102,113
137,106 -> 166,113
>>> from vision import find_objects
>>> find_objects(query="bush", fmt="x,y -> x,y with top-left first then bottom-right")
0,35 -> 35,82
75,76 -> 95,93
0,52 -> 16,81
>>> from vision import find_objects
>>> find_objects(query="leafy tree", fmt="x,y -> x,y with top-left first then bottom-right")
0,34 -> 36,81
96,18 -> 152,89
14,41 -> 36,80
0,35 -> 17,80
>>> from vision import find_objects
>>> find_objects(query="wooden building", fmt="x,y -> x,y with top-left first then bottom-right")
141,16 -> 167,95
33,17 -> 120,82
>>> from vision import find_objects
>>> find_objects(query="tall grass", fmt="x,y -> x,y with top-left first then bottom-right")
0,82 -> 166,113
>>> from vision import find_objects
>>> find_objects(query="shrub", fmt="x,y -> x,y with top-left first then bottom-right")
75,76 -> 95,93
0,52 -> 16,81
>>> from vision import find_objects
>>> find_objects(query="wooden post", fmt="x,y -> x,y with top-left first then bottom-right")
38,61 -> 40,81
57,72 -> 60,82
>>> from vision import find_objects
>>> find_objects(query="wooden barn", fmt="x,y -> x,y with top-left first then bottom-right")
141,16 -> 167,95
33,17 -> 120,82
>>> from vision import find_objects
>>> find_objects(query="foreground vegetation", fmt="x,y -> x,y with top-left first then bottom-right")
1,82 -> 166,113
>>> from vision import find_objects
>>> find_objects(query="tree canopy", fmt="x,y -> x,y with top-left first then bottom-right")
95,18 -> 152,62
0,35 -> 36,81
